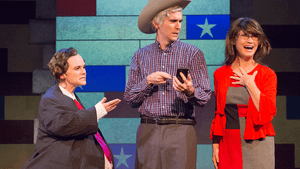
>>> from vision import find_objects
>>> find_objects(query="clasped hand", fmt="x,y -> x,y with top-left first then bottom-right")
146,71 -> 194,96
230,67 -> 257,86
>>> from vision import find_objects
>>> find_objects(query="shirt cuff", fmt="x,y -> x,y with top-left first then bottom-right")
176,90 -> 189,103
142,78 -> 153,96
95,102 -> 108,121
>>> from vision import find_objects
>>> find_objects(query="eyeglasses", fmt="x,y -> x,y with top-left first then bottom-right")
238,34 -> 259,40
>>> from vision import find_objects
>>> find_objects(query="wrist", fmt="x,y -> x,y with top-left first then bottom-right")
146,76 -> 152,87
245,80 -> 254,88
185,87 -> 195,96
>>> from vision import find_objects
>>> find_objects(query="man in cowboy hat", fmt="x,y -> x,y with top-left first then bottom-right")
124,0 -> 211,168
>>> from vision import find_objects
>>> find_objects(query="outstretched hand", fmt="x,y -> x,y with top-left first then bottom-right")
173,72 -> 194,96
100,97 -> 121,113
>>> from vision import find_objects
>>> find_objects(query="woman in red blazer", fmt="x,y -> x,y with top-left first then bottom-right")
210,18 -> 277,169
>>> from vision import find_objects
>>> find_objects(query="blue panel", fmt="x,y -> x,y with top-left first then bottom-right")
187,15 -> 230,40
96,0 -> 230,15
76,92 -> 105,109
0,96 -> 4,120
56,41 -> 139,66
286,95 -> 300,119
109,144 -> 136,169
184,0 -> 230,15
196,145 -> 214,169
56,17 -> 155,40
75,66 -> 126,92
97,0 -> 147,15
108,144 -> 214,169
98,118 -> 140,144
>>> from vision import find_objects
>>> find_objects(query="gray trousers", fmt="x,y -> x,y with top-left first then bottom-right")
135,123 -> 197,169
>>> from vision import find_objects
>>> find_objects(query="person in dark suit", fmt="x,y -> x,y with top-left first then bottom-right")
23,47 -> 120,169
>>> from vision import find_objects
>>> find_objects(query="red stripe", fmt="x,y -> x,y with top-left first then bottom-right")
56,0 -> 96,16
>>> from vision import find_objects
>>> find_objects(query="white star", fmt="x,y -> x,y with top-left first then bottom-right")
197,18 -> 216,38
114,147 -> 132,168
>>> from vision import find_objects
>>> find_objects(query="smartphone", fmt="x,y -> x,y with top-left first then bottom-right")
176,68 -> 189,83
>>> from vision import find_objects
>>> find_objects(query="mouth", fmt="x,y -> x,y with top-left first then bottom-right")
244,46 -> 254,50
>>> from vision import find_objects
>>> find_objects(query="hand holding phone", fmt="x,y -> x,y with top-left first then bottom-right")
176,68 -> 189,83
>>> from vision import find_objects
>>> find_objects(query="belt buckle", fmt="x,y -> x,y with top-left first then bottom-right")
155,117 -> 160,125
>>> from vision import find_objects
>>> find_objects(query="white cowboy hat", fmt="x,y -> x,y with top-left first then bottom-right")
138,0 -> 192,34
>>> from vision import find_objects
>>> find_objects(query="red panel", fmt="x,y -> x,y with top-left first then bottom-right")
57,0 -> 96,16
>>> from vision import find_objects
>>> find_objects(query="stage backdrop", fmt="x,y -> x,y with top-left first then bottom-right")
56,0 -> 229,168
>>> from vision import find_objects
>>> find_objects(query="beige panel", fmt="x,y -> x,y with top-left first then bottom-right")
0,25 -> 43,72
273,96 -> 300,167
5,96 -> 41,120
260,48 -> 300,72
0,144 -> 35,169
253,0 -> 300,25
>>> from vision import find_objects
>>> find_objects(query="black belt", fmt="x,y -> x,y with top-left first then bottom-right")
141,117 -> 196,125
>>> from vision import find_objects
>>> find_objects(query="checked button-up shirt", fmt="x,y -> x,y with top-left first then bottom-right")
124,39 -> 211,118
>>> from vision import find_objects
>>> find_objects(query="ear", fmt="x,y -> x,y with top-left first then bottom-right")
60,73 -> 66,81
153,19 -> 159,30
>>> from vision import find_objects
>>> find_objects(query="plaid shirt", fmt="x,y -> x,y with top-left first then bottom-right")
124,39 -> 211,118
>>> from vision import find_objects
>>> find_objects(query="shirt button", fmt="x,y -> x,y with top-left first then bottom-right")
162,66 -> 165,68
162,106 -> 165,109
162,92 -> 165,95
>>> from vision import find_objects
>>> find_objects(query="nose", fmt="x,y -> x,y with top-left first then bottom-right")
175,21 -> 181,30
246,36 -> 254,42
81,67 -> 86,74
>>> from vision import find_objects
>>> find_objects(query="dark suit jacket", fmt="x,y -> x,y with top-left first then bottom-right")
23,84 -> 114,169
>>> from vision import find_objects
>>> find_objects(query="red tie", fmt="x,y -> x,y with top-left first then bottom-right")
73,99 -> 112,163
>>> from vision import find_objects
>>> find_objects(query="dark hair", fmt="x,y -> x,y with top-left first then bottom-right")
224,18 -> 271,65
47,47 -> 78,82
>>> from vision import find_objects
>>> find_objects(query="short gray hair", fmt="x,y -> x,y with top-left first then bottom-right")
151,6 -> 183,32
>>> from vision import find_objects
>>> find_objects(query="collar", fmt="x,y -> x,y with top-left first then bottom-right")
154,38 -> 180,51
59,85 -> 76,100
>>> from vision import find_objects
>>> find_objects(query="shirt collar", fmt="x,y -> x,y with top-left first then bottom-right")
155,38 -> 180,51
59,86 -> 76,100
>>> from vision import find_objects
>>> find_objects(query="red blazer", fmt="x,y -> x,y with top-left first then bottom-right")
210,64 -> 277,140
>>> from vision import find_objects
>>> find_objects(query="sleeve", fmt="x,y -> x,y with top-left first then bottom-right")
95,102 -> 107,121
124,52 -> 153,108
176,49 -> 212,106
39,97 -> 99,138
210,70 -> 225,139
248,68 -> 277,125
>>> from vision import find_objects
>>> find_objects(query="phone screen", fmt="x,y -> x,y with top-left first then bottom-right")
176,68 -> 189,83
